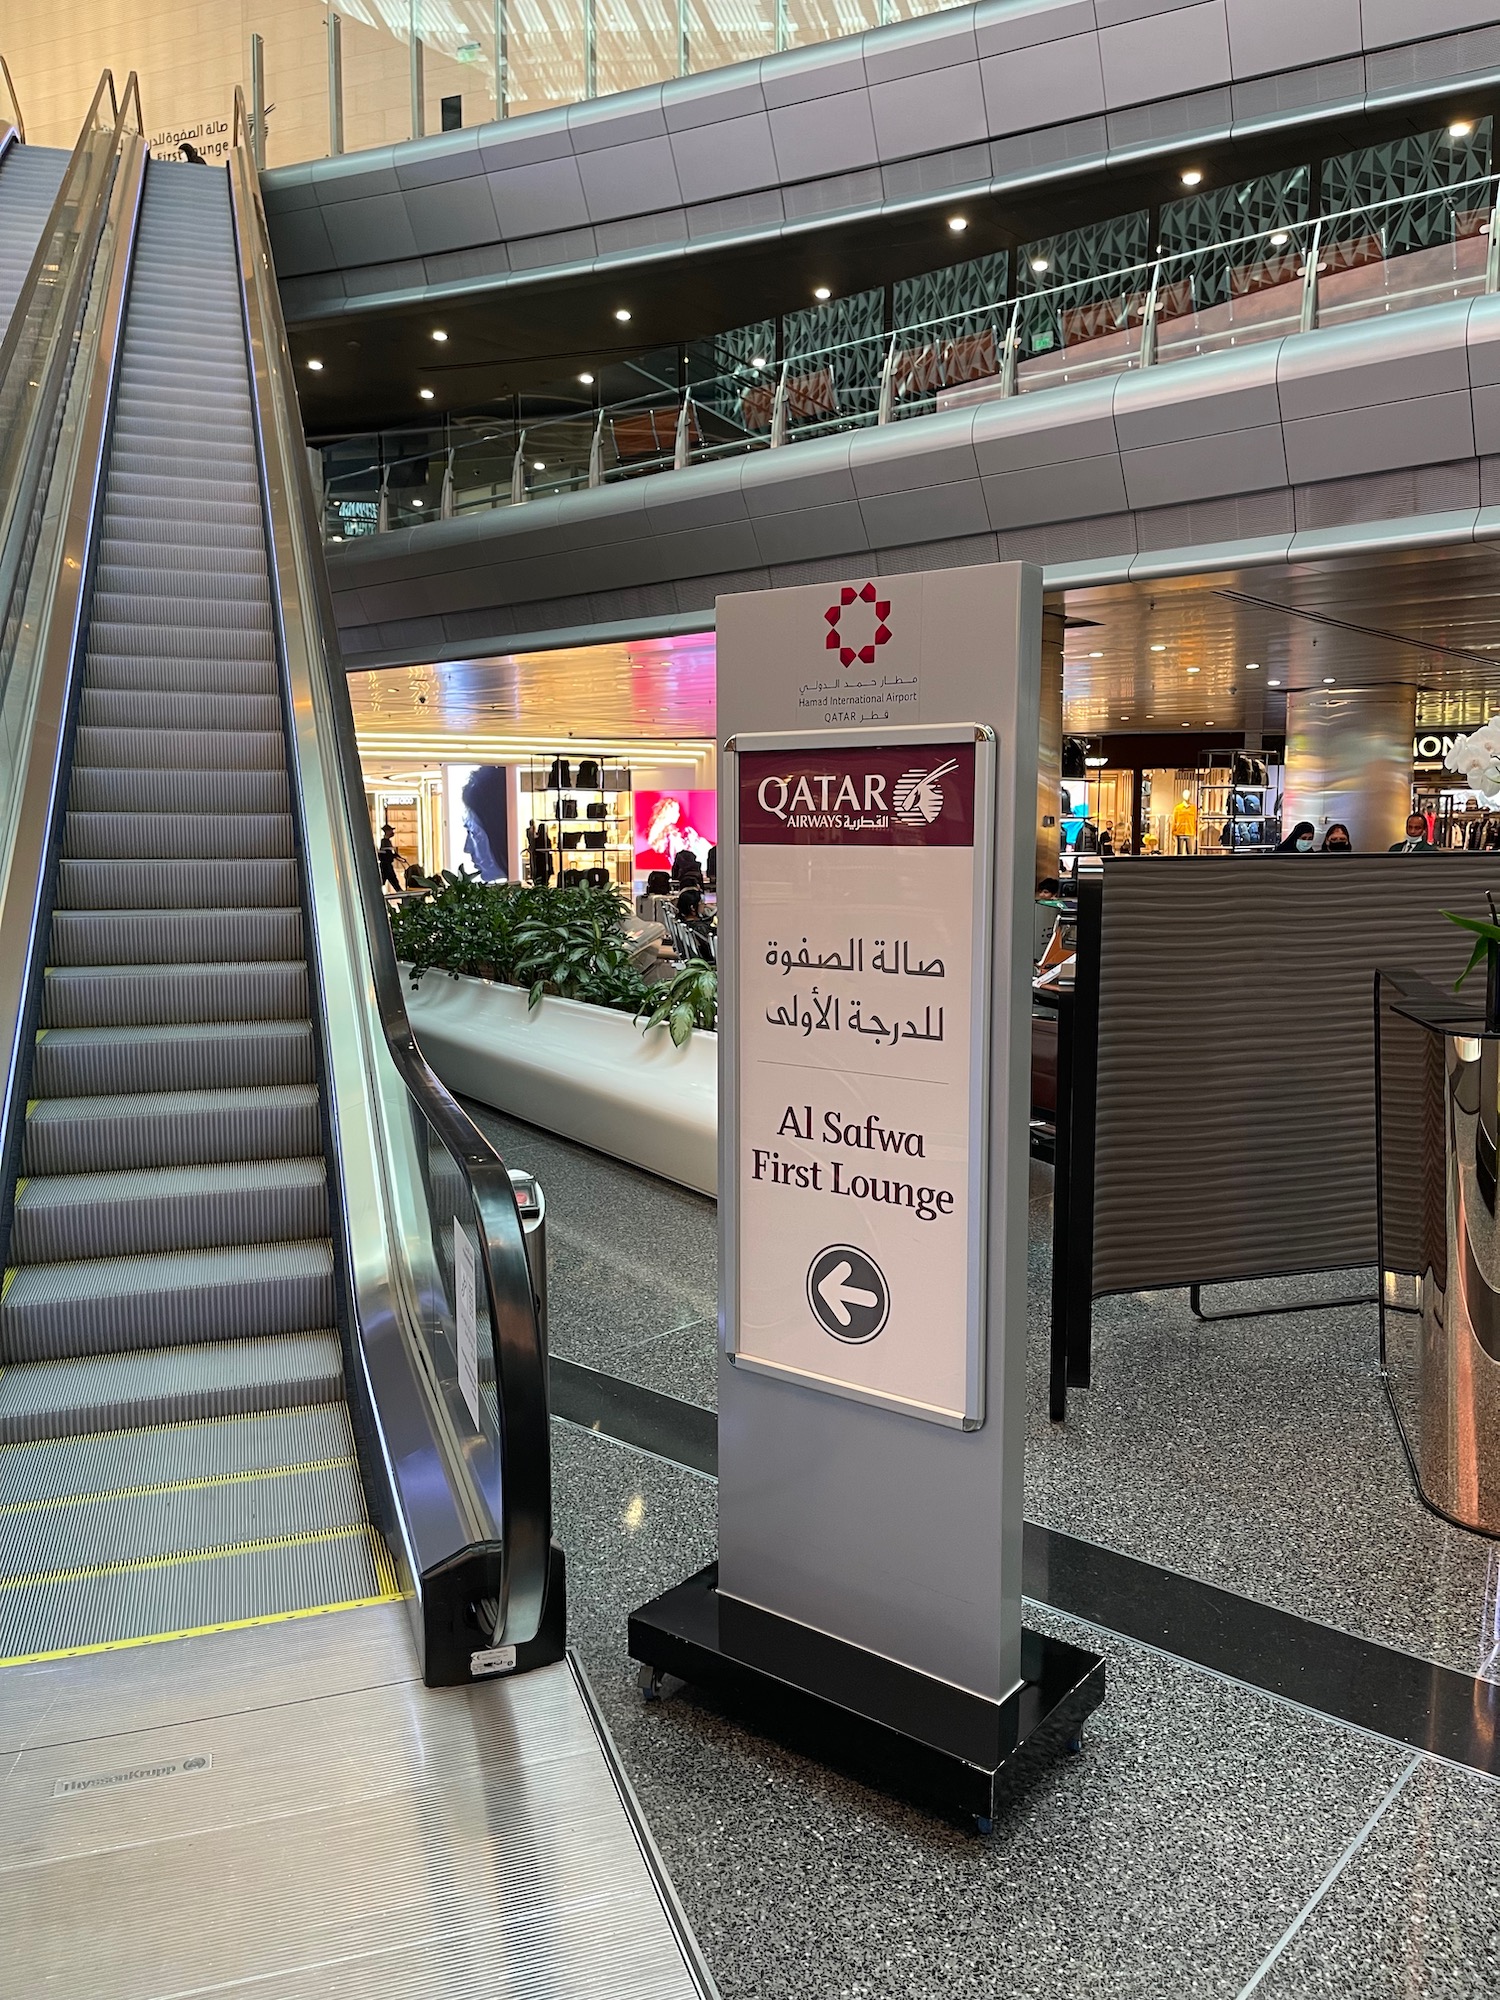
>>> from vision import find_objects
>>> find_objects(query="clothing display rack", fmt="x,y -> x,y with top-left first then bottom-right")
1197,749 -> 1281,854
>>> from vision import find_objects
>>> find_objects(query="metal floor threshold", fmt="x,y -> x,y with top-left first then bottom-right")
0,1605 -> 717,1998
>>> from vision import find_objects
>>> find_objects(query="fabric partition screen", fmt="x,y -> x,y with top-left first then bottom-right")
1087,855 -> 1500,1298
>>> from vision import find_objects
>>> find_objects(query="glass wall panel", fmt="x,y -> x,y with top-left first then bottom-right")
785,0 -> 879,51
507,0 -> 588,116
596,0 -> 681,97
1158,168 -> 1312,254
686,0 -> 776,79
418,0 -> 501,134
338,2 -> 412,154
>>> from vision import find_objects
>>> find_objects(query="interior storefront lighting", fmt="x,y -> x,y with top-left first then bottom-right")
533,460 -> 545,471
1030,256 -> 1050,274
1268,678 -> 1282,687
1180,168 -> 1203,187
1186,666 -> 1200,675
578,372 -> 594,384
947,215 -> 968,233
419,387 -> 434,400
306,358 -> 323,371
614,308 -> 632,322
1085,755 -> 1107,767
814,286 -> 832,300
1150,643 -> 1166,652
1245,661 -> 1260,670
431,329 -> 448,342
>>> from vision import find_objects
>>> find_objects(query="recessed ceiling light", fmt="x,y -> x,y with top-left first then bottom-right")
614,308 -> 632,322
533,460 -> 545,471
419,388 -> 434,400
411,498 -> 423,508
1268,679 -> 1282,687
1450,119 -> 1474,138
307,358 -> 323,371
814,286 -> 831,301
1245,661 -> 1260,670
1180,168 -> 1203,187
431,329 -> 448,342
1030,256 -> 1050,274
751,355 -> 767,368
1186,666 -> 1200,675
1182,721 -> 1192,727
1150,643 -> 1167,652
578,371 -> 594,385
947,215 -> 968,233
1323,676 -> 1336,684
1269,231 -> 1290,248
1089,650 -> 1103,659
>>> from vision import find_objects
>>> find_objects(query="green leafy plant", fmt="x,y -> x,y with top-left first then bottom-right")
639,959 -> 717,1047
1443,893 -> 1500,990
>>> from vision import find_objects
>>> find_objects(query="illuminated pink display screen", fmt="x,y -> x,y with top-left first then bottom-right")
635,789 -> 717,875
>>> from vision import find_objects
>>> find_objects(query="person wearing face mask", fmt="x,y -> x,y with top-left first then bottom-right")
1276,821 -> 1316,853
1388,812 -> 1433,853
1321,823 -> 1353,852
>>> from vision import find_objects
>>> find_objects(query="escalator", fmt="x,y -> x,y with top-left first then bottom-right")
0,139 -> 68,345
0,161 -> 393,1654
0,84 -> 561,1684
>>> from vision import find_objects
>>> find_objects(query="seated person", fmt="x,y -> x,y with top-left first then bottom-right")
671,846 -> 704,887
705,843 -> 717,890
676,886 -> 715,953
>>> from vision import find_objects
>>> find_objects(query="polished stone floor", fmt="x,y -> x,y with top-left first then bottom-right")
470,1103 -> 1500,1996
479,1105 -> 1500,1687
555,1421 -> 1500,2000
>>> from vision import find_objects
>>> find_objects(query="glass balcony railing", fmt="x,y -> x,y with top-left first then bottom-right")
319,173 -> 1500,543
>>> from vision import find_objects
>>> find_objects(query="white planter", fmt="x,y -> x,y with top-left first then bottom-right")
401,969 -> 717,1196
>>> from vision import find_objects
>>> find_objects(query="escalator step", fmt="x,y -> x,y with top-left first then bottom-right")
49,906 -> 302,966
40,959 -> 307,1026
1,1238 -> 336,1360
57,858 -> 299,911
79,687 -> 282,733
21,1083 -> 321,1173
81,652 -> 277,696
0,1333 -> 345,1443
12,1157 -> 328,1261
31,1020 -> 314,1096
82,617 -> 275,661
67,769 -> 290,815
73,726 -> 284,771
0,1522 -> 395,1664
0,1437 -> 366,1577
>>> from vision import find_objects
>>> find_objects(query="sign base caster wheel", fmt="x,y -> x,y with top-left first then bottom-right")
973,1815 -> 993,1836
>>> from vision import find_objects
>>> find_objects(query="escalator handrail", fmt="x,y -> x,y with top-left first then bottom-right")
227,90 -> 553,1653
0,54 -> 25,143
0,91 -> 147,1274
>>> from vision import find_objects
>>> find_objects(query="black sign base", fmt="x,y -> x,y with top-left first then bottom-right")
628,1562 -> 1105,1829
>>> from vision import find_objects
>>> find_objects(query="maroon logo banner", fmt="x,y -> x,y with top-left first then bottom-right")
739,743 -> 976,848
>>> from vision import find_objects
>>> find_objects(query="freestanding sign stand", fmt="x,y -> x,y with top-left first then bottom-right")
630,566 -> 1103,1826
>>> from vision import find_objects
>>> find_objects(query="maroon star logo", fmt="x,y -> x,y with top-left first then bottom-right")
824,582 -> 893,667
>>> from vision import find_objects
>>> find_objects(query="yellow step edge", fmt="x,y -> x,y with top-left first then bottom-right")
0,1579 -> 405,1671
1,1519 -> 391,1595
0,1451 -> 357,1518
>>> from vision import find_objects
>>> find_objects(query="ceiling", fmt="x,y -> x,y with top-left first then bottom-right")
347,540 -> 1500,767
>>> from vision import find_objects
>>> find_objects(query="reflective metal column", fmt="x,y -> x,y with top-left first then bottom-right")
1283,681 -> 1417,853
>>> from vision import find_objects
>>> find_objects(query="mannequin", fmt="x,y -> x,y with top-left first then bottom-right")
1171,791 -> 1197,855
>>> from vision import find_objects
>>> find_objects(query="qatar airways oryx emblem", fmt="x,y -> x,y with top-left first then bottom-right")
891,757 -> 958,827
824,582 -> 892,667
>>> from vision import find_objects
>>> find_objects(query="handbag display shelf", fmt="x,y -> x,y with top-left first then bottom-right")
522,753 -> 635,891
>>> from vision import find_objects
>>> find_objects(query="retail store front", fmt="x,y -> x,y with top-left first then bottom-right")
349,634 -> 717,894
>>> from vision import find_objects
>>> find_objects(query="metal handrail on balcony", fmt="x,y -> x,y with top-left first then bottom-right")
320,171 -> 1500,543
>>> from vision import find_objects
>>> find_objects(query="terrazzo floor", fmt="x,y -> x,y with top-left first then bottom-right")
475,1103 -> 1500,1685
556,1420 -> 1500,2000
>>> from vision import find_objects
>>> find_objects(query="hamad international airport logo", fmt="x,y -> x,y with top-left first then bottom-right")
824,581 -> 892,666
892,757 -> 959,827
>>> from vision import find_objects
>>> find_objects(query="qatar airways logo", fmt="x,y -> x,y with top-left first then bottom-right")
757,758 -> 956,830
